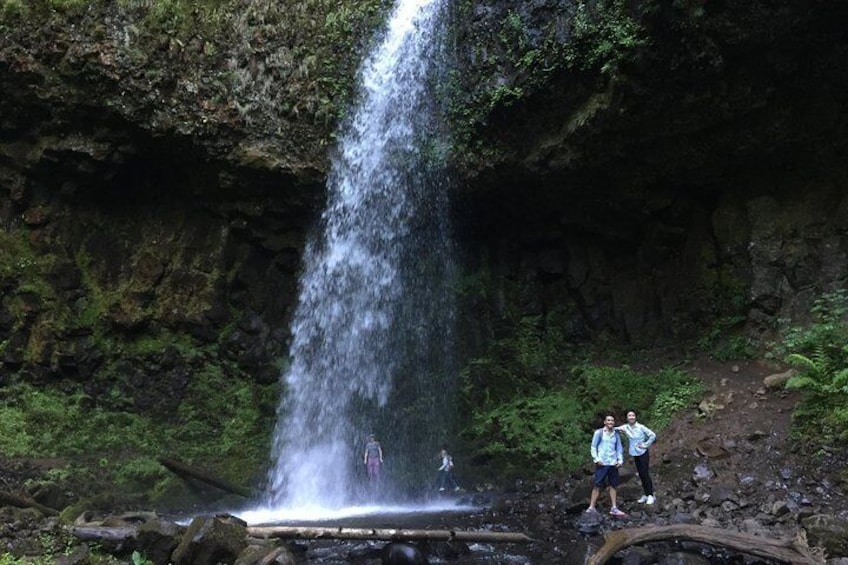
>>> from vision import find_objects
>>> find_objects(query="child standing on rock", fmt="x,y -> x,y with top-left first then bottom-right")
437,447 -> 460,492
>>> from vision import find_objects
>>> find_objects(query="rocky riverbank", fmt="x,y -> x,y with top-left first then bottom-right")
1,358 -> 846,564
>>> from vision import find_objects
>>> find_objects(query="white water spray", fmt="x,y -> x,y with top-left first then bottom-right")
265,0 -> 454,512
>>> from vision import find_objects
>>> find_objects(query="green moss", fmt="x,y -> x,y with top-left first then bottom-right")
0,231 -> 53,286
113,455 -> 169,491
446,0 -> 645,161
171,362 -> 278,478
577,364 -> 702,424
0,0 -> 24,18
467,390 -> 588,479
120,332 -> 200,357
0,358 -> 276,494
46,0 -> 88,10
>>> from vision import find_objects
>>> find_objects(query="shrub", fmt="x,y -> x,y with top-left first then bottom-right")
465,390 -> 588,480
0,364 -> 276,493
578,364 -> 699,424
462,363 -> 701,481
780,289 -> 848,441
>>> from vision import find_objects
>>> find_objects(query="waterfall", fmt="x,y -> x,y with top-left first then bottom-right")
265,0 -> 454,510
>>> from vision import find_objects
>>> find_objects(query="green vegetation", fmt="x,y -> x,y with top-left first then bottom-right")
578,364 -> 703,426
467,390 -> 587,479
446,0 -> 645,155
132,550 -> 154,565
0,231 -> 55,292
455,265 -> 705,481
0,0 -> 23,18
776,289 -> 848,443
0,0 -> 392,136
697,315 -> 755,361
462,361 -> 702,481
562,0 -> 645,74
0,528 -> 114,565
457,265 -> 704,480
0,363 -> 277,500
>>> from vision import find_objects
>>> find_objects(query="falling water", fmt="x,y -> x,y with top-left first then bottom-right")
265,0 -> 454,511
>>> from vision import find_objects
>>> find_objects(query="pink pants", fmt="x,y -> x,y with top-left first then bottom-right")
367,457 -> 381,480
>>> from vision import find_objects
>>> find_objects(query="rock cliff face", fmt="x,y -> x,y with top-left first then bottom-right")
0,0 -> 354,404
451,0 -> 848,348
1,0 -> 847,402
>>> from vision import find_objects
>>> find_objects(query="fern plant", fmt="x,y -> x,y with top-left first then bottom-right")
781,290 -> 848,440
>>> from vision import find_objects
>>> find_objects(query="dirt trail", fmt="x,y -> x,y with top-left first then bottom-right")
652,357 -> 798,461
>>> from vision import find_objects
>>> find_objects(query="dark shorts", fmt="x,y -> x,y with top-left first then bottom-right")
593,465 -> 620,488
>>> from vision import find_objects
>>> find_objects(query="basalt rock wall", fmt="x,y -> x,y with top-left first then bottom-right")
1,0 -> 847,402
451,0 -> 848,350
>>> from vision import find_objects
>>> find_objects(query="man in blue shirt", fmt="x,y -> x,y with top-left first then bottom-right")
588,415 -> 626,517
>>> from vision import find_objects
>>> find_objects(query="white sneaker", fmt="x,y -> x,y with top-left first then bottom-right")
637,495 -> 648,503
646,495 -> 656,505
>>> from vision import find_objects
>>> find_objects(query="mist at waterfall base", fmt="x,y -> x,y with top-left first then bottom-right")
238,0 -> 465,523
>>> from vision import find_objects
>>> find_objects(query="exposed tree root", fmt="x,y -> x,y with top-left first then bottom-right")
588,524 -> 824,565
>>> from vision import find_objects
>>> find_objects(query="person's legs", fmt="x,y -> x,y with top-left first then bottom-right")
589,466 -> 607,510
438,470 -> 447,490
635,452 -> 654,495
367,458 -> 380,481
589,487 -> 600,510
607,466 -> 620,510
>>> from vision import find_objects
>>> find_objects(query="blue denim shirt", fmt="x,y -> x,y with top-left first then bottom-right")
591,428 -> 623,466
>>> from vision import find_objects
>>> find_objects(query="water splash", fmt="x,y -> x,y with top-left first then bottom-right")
265,0 -> 454,511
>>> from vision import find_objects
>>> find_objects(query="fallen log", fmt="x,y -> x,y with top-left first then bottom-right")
71,526 -> 136,542
247,526 -> 533,544
157,457 -> 255,498
587,524 -> 823,565
0,490 -> 60,516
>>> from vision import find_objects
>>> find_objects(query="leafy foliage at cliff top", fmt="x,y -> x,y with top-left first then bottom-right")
0,0 -> 393,153
445,0 -> 646,161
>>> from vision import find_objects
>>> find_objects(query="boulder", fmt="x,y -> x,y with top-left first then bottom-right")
763,369 -> 795,390
136,518 -> 185,564
802,514 -> 848,558
235,544 -> 296,565
380,542 -> 428,565
171,515 -> 248,565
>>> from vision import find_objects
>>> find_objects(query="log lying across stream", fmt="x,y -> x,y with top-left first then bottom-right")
157,457 -> 255,498
247,525 -> 533,543
588,524 -> 824,565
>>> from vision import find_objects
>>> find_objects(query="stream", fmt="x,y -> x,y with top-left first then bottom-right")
238,495 -> 546,564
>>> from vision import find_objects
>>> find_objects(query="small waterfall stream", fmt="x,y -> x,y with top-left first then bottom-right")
263,0 -> 455,513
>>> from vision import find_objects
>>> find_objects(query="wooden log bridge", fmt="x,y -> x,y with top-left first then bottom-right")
588,524 -> 824,565
247,525 -> 534,544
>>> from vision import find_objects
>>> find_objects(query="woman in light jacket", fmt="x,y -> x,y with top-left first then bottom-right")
616,410 -> 657,504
